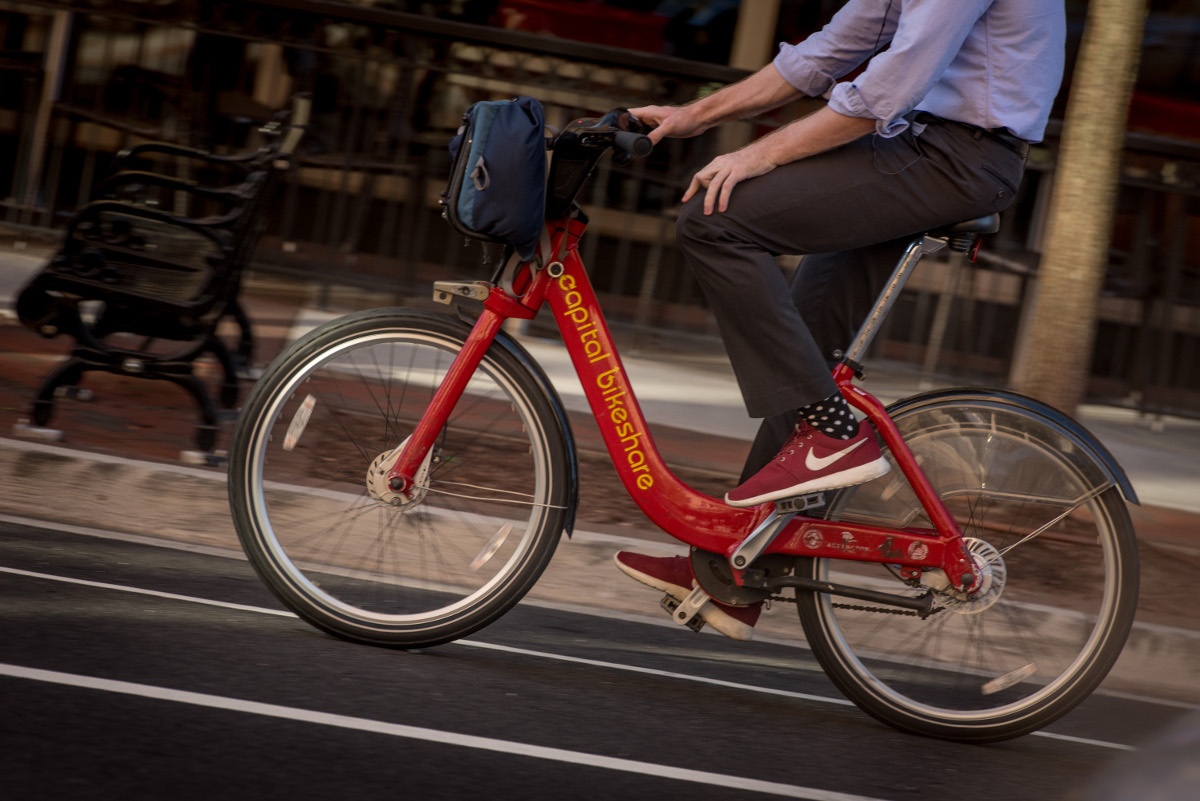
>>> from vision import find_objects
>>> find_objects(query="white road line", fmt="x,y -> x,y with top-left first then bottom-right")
0,565 -> 293,617
1,564 -> 1144,751
1033,731 -> 1136,750
0,511 -> 245,560
0,662 -> 890,801
462,639 -> 854,707
461,642 -> 1136,752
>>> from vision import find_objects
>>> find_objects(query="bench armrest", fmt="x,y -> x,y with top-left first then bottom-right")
64,199 -> 234,252
96,170 -> 267,206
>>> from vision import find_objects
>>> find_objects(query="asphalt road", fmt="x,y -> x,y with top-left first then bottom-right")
1,517 -> 1195,801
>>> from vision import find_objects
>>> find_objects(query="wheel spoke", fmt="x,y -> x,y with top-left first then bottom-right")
995,483 -> 1111,559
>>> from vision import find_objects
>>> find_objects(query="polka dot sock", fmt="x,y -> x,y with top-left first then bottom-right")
797,393 -> 858,440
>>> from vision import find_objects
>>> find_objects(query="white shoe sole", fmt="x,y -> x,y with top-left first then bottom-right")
612,554 -> 755,641
613,553 -> 688,597
725,456 -> 891,508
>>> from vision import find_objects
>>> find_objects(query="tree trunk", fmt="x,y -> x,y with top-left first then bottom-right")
1010,0 -> 1148,416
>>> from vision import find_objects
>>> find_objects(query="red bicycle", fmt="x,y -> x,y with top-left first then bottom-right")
228,110 -> 1139,742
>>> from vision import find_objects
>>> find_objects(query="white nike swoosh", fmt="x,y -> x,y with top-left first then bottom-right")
805,438 -> 867,472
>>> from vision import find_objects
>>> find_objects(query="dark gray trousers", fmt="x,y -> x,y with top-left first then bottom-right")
673,118 -> 1027,479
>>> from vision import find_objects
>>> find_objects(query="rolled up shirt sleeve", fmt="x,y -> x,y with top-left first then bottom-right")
775,0 -> 995,137
773,0 -> 899,98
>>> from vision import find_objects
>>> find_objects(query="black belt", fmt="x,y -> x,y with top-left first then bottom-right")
913,112 -> 1030,159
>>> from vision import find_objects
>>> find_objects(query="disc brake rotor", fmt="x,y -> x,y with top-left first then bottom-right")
939,537 -> 1007,614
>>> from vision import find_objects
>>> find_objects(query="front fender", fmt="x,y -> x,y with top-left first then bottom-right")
490,327 -> 580,535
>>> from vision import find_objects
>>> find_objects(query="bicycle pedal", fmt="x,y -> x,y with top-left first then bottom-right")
660,587 -> 709,633
775,492 -> 826,513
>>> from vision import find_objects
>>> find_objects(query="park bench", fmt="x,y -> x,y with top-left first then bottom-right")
15,96 -> 310,452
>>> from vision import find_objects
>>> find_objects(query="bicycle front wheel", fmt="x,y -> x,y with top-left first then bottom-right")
796,391 -> 1139,742
228,307 -> 571,647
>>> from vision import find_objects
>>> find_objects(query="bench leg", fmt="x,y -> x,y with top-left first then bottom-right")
30,343 -> 228,452
163,373 -> 220,452
227,299 -> 255,375
205,334 -> 241,410
30,358 -> 88,428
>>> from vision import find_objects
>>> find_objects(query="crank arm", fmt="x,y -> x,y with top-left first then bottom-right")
728,492 -> 824,571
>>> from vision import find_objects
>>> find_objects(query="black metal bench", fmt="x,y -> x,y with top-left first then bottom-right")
15,96 -> 310,452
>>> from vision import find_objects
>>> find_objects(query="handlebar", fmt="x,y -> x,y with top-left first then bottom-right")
544,108 -> 653,218
552,109 -> 653,163
614,130 -> 653,158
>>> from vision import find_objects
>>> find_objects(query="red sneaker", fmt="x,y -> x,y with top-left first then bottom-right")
726,419 -> 890,507
613,551 -> 761,641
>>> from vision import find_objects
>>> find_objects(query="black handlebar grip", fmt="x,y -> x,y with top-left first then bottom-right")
613,131 -> 653,158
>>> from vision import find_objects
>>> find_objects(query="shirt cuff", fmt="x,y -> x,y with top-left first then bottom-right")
828,82 -> 909,138
772,44 -> 836,99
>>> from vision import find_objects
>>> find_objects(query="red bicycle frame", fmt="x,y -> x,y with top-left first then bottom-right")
388,216 -> 977,591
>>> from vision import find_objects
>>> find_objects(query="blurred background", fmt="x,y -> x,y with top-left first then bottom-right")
1,0 -> 1197,417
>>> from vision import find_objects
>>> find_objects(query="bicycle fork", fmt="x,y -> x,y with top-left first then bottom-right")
383,299 -> 516,498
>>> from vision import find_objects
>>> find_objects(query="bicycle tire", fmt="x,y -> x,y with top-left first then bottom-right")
228,307 -> 571,648
795,391 -> 1139,742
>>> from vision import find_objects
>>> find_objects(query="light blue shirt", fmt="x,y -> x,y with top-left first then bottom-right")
773,0 -> 1066,143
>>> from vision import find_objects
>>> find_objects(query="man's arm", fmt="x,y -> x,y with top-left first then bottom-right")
821,0 -> 993,136
632,66 -> 877,215
631,64 -> 801,144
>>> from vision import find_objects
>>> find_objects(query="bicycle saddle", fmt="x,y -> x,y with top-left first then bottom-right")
928,214 -> 999,238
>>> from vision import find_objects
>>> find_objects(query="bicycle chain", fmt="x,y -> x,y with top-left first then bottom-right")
832,603 -> 922,616
769,593 -> 926,617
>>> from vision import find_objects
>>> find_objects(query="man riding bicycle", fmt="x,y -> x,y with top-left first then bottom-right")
615,0 -> 1066,640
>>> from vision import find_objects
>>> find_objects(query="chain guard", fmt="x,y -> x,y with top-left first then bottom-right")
689,548 -> 792,607
695,546 -> 942,618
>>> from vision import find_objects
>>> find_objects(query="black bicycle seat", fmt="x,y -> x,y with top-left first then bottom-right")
928,214 -> 999,238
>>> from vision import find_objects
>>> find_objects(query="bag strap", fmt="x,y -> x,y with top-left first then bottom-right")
538,226 -> 555,266
498,248 -> 523,297
497,220 -> 569,297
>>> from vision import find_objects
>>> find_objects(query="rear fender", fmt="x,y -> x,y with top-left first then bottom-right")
887,388 -> 1138,504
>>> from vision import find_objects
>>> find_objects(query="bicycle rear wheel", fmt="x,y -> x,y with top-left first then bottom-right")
795,391 -> 1139,742
228,307 -> 571,647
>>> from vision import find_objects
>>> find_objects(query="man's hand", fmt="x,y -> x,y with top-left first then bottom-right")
628,104 -> 710,144
631,64 -> 798,145
630,102 -> 777,213
632,73 -> 876,216
681,107 -> 877,215
683,146 -> 778,215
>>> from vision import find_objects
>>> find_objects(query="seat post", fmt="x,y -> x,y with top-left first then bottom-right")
841,235 -> 948,369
